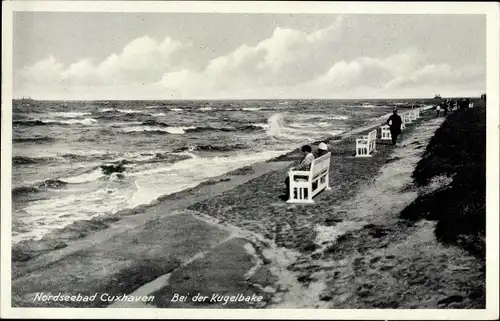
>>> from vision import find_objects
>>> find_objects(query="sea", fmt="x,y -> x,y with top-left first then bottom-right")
11,99 -> 427,243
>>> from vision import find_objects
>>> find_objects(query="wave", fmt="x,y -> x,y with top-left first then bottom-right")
116,109 -> 144,114
170,108 -> 183,111
38,179 -> 68,189
13,155 -> 56,165
13,136 -> 55,144
53,153 -> 191,185
173,143 -> 249,153
109,121 -> 143,128
140,120 -> 170,127
266,113 -> 288,136
12,179 -> 69,200
122,125 -> 195,134
13,120 -> 49,126
150,112 -> 166,117
48,111 -> 91,118
99,108 -> 115,112
265,112 -> 344,142
54,118 -> 98,125
242,107 -> 262,111
60,153 -> 111,162
13,118 -> 98,126
122,122 -> 265,135
60,162 -> 126,184
141,152 -> 193,164
12,186 -> 41,198
98,108 -> 146,115
60,168 -> 104,184
199,107 -> 212,111
185,124 -> 266,133
251,123 -> 269,130
301,115 -> 349,122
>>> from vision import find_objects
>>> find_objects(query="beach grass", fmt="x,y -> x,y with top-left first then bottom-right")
401,100 -> 486,257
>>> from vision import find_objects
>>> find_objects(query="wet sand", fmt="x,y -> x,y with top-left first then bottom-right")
12,107 -> 484,309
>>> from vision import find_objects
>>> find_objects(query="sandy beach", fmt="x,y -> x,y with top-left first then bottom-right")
11,104 -> 485,309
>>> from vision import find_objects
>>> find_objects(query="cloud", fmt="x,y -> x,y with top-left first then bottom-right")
157,16 -> 347,96
16,35 -> 189,94
18,56 -> 64,85
385,63 -> 485,89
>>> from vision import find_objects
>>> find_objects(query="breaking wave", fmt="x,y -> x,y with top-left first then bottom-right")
48,111 -> 91,118
122,126 -> 196,134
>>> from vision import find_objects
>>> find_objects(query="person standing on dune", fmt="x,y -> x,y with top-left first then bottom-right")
386,109 -> 402,145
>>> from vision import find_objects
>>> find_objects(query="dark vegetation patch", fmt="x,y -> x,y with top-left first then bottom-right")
402,100 -> 486,257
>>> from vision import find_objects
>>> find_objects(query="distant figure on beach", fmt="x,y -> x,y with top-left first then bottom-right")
284,145 -> 314,199
469,102 -> 474,108
436,105 -> 441,117
443,103 -> 448,116
316,142 -> 328,157
386,110 -> 402,145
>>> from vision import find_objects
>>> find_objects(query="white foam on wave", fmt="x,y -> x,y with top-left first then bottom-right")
43,118 -> 98,125
122,125 -> 195,134
49,111 -> 91,118
110,121 -> 143,127
349,103 -> 378,108
242,107 -> 262,111
199,107 -> 212,111
126,149 -> 285,208
266,112 -> 344,142
60,167 -> 105,184
116,109 -> 144,114
19,178 -> 136,242
331,115 -> 349,120
170,108 -> 183,111
253,123 -> 269,129
150,112 -> 166,117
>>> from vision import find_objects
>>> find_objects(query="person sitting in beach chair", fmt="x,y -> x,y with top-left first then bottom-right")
284,145 -> 314,199
316,142 -> 329,158
386,110 -> 402,145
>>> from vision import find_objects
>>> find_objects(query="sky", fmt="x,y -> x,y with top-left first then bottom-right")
12,12 -> 486,100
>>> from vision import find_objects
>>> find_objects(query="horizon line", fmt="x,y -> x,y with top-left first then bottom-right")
12,95 -> 483,102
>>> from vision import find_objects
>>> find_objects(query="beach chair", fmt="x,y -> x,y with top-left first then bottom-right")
355,129 -> 377,157
287,152 -> 331,204
410,110 -> 417,121
404,113 -> 412,124
380,125 -> 392,141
